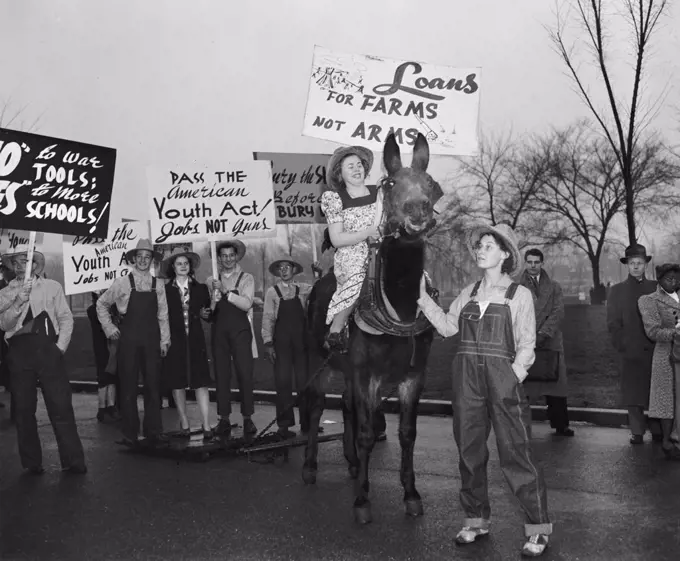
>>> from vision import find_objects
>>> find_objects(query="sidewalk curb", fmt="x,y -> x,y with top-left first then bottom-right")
69,381 -> 631,429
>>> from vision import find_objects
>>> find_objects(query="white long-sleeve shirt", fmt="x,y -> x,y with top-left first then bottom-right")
417,276 -> 536,379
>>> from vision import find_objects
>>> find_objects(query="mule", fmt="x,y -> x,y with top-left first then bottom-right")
303,133 -> 443,524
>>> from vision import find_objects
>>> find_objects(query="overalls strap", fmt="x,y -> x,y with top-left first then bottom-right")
274,285 -> 283,299
469,281 -> 483,299
127,274 -> 157,292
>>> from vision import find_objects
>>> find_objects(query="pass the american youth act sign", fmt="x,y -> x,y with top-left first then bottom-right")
302,46 -> 481,156
0,128 -> 116,238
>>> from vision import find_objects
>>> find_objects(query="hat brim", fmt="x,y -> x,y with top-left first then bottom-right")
620,256 -> 652,264
214,240 -> 246,261
465,223 -> 522,278
326,146 -> 374,191
1,251 -> 46,277
269,259 -> 303,277
125,248 -> 163,264
161,252 -> 201,277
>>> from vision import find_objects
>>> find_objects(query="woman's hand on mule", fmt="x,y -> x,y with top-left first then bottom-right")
419,274 -> 429,300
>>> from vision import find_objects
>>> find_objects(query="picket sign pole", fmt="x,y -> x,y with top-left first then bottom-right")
24,231 -> 37,283
310,225 -> 318,263
210,240 -> 219,308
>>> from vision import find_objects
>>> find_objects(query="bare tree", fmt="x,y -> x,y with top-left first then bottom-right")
455,130 -> 569,248
548,0 -> 672,246
532,122 -> 679,290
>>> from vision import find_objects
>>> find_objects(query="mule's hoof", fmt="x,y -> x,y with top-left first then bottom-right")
302,467 -> 317,485
404,498 -> 424,517
348,465 -> 359,479
354,505 -> 372,525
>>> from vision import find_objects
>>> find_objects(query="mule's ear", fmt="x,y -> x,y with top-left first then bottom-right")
411,133 -> 430,172
384,133 -> 403,175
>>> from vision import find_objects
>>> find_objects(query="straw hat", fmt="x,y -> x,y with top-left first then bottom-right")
125,239 -> 162,264
465,222 -> 522,277
325,145 -> 374,191
0,249 -> 45,277
213,240 -> 246,261
161,247 -> 201,278
268,255 -> 303,277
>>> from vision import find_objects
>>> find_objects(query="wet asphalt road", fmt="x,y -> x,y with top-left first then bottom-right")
1,393 -> 679,561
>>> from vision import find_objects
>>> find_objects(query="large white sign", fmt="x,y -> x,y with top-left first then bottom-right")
302,46 -> 481,156
62,220 -> 147,295
146,162 -> 276,245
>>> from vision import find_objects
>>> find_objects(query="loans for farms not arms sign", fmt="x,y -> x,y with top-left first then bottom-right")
302,46 -> 481,156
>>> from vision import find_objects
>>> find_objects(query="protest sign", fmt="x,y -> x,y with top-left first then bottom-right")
302,46 -> 481,156
253,152 -> 328,224
0,228 -> 45,256
0,128 -> 116,238
61,220 -> 147,295
146,162 -> 276,244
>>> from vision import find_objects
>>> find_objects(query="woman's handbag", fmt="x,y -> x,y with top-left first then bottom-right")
526,349 -> 560,382
672,333 -> 680,363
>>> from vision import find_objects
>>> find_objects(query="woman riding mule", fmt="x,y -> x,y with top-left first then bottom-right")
320,145 -> 382,352
304,133 -> 441,526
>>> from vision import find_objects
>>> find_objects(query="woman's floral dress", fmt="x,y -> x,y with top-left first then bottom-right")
321,185 -> 379,324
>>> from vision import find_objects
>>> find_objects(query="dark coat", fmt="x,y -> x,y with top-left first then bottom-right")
606,275 -> 657,407
519,270 -> 568,398
638,288 -> 680,419
163,278 -> 212,391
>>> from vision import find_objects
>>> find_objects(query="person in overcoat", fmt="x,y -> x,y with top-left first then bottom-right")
606,244 -> 660,444
519,249 -> 573,436
638,263 -> 680,460
161,248 -> 214,440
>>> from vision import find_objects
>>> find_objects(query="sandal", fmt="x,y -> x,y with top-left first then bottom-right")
454,526 -> 489,545
521,534 -> 549,557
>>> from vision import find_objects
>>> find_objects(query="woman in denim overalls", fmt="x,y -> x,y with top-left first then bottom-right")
417,223 -> 552,558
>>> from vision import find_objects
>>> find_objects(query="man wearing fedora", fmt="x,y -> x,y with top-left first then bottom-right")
262,254 -> 323,438
209,240 -> 258,438
0,246 -> 86,475
97,239 -> 170,446
607,243 -> 661,444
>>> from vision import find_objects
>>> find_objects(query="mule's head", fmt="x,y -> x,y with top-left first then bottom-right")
381,133 -> 443,237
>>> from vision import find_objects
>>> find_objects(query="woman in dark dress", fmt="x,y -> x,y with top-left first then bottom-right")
162,248 -> 213,439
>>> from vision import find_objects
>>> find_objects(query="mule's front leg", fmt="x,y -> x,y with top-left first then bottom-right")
399,376 -> 425,517
302,382 -> 325,485
353,375 -> 380,524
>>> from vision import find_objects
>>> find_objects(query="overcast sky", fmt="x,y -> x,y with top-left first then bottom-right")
1,0 -> 678,248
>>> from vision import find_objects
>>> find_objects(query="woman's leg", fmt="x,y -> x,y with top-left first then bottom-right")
195,387 -> 211,431
172,389 -> 189,430
329,306 -> 354,334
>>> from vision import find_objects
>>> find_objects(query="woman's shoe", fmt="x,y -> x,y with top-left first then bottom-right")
203,429 -> 214,441
454,526 -> 489,545
177,427 -> 191,439
521,534 -> 549,557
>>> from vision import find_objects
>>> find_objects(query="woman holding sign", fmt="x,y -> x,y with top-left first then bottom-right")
320,146 -> 382,353
161,248 -> 214,440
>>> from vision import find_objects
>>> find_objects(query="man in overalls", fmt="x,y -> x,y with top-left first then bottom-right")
262,255 -> 322,438
417,222 -> 552,557
209,240 -> 258,439
0,247 -> 86,475
97,239 -> 170,446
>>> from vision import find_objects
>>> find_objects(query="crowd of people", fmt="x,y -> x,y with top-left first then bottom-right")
3,144 -> 679,558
